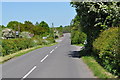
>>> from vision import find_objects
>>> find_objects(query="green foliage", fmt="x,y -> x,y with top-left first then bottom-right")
43,37 -> 55,45
32,35 -> 42,45
71,2 -> 120,52
82,56 -> 116,78
39,21 -> 49,28
6,21 -> 50,36
71,2 -> 120,28
71,30 -> 87,44
2,39 -> 18,56
19,31 -> 32,38
38,21 -> 50,34
0,25 -> 6,29
62,26 -> 71,33
70,15 -> 87,45
2,36 -> 55,56
71,15 -> 81,31
93,27 -> 120,76
71,2 -> 120,77
7,21 -> 20,30
23,21 -> 35,33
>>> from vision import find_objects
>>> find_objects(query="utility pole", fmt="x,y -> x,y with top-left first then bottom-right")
52,23 -> 55,40
14,24 -> 16,38
18,23 -> 20,38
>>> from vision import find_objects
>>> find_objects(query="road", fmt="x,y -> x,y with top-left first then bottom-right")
2,33 -> 95,79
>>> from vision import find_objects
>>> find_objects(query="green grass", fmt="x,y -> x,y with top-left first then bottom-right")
82,56 -> 117,78
0,42 -> 57,64
73,43 -> 84,47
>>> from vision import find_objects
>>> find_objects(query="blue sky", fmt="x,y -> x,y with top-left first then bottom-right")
2,2 -> 76,27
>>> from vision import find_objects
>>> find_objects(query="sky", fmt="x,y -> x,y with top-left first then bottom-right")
2,0 -> 71,2
2,2 -> 76,27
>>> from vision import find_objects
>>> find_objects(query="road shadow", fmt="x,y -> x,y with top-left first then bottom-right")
68,48 -> 88,58
68,51 -> 81,58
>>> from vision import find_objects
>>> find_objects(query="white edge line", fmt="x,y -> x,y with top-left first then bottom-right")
50,49 -> 54,53
41,55 -> 48,62
22,66 -> 36,79
55,46 -> 58,49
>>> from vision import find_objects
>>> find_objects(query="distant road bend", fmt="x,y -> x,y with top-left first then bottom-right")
2,33 -> 95,79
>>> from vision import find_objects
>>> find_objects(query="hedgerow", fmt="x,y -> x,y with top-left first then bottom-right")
2,37 -> 55,56
93,27 -> 120,76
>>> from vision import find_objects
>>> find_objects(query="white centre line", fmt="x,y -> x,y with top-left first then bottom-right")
22,66 -> 36,79
41,55 -> 48,62
50,49 -> 54,54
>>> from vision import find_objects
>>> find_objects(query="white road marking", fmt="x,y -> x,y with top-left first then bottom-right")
50,49 -> 54,54
41,55 -> 48,62
22,66 -> 36,79
55,46 -> 57,49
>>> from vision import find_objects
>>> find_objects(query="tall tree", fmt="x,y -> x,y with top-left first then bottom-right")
24,21 -> 35,33
7,21 -> 19,31
71,2 -> 120,52
38,21 -> 50,34
39,21 -> 49,28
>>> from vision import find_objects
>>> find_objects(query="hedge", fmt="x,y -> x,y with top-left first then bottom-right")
71,30 -> 87,44
1,37 -> 55,56
93,27 -> 120,77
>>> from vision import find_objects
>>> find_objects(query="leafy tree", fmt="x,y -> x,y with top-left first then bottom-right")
7,21 -> 19,31
71,2 -> 120,52
6,20 -> 51,37
70,15 -> 87,45
7,21 -> 24,32
24,21 -> 35,33
38,21 -> 50,34
39,21 -> 49,28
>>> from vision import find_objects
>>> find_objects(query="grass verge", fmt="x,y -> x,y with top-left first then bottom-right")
73,43 -> 84,47
0,43 -> 57,64
82,56 -> 117,78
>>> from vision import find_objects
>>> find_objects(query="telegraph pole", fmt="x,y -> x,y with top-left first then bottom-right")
18,23 -> 20,38
52,23 -> 55,40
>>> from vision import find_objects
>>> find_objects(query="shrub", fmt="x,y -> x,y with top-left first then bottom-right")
43,37 -> 55,45
1,36 -> 55,56
93,27 -> 120,76
71,30 -> 87,44
19,31 -> 32,38
2,38 -> 36,56
32,36 -> 42,45
2,39 -> 18,56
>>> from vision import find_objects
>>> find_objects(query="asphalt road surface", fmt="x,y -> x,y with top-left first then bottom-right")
2,33 -> 95,79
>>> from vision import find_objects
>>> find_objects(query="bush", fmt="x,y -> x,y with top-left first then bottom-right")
19,31 -> 32,38
71,30 -> 87,44
2,38 -> 38,56
32,36 -> 42,45
1,35 -> 55,56
2,39 -> 18,56
43,37 -> 55,45
93,27 -> 120,76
